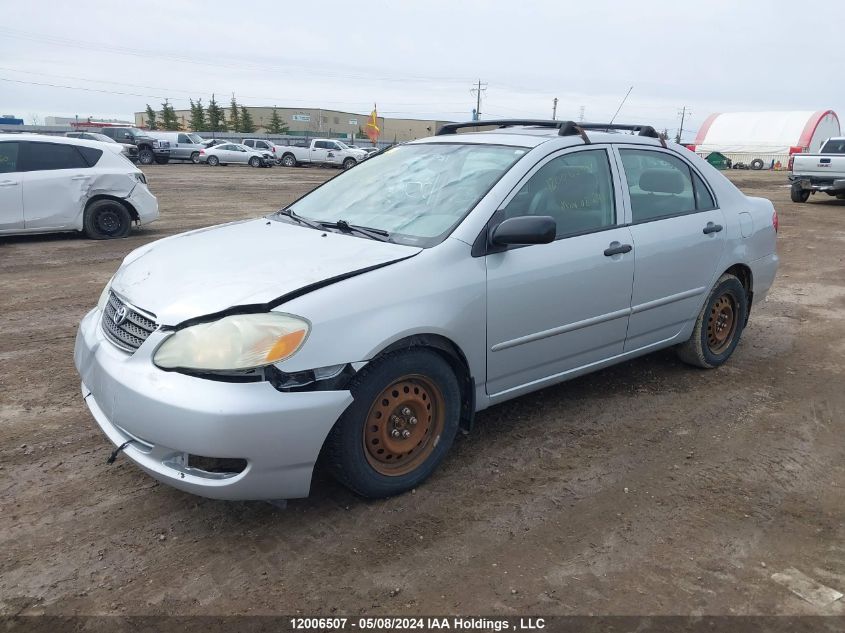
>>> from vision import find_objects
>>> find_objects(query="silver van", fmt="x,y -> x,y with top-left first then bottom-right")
147,131 -> 206,163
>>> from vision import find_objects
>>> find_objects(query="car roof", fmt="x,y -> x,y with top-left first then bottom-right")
0,132 -> 119,150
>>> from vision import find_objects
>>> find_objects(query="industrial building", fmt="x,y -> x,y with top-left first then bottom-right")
132,105 -> 451,142
691,110 -> 840,168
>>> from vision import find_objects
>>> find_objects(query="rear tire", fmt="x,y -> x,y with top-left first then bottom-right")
83,199 -> 132,240
323,349 -> 461,498
677,273 -> 747,369
281,153 -> 296,167
790,182 -> 810,203
207,155 -> 220,166
190,152 -> 200,164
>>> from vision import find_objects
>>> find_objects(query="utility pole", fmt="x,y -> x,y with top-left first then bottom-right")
470,80 -> 487,120
676,106 -> 690,144
552,97 -> 558,120
578,106 -> 585,122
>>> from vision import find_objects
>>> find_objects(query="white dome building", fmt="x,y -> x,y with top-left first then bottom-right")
691,110 -> 840,169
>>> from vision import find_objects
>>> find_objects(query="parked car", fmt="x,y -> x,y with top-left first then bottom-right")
788,137 -> 845,202
147,131 -> 205,163
0,133 -> 158,239
199,143 -> 273,167
74,119 -> 778,502
243,138 -> 281,162
96,127 -> 170,165
278,138 -> 367,169
66,131 -> 139,162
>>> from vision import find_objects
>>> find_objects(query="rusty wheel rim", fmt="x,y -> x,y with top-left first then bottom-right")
363,374 -> 445,476
707,293 -> 737,354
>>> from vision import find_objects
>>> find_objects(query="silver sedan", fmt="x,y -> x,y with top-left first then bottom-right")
199,142 -> 273,167
74,120 -> 778,502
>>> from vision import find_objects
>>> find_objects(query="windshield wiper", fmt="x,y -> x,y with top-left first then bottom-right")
276,208 -> 324,230
321,219 -> 391,242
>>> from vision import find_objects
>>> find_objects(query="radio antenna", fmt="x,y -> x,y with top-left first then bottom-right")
609,85 -> 633,124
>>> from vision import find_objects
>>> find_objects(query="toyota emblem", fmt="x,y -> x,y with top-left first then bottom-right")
112,305 -> 128,326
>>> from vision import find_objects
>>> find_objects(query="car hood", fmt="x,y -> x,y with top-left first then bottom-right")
111,218 -> 421,325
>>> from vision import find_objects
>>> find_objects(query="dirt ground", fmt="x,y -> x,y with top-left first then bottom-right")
1,164 -> 844,617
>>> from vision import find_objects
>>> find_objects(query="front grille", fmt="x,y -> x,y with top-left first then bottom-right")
101,291 -> 157,352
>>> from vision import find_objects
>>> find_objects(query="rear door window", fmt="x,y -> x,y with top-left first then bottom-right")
619,149 -> 698,223
244,140 -> 255,147
0,142 -> 20,173
20,142 -> 92,171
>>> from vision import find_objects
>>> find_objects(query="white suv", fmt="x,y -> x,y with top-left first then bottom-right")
0,134 -> 159,239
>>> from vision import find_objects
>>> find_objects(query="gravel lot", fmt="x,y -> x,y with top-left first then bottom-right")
1,164 -> 843,616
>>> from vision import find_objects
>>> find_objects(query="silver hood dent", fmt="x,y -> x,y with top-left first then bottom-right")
111,218 -> 422,325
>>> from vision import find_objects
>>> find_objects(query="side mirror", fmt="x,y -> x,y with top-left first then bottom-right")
491,216 -> 556,246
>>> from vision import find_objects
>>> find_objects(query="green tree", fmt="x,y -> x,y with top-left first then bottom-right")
265,108 -> 288,134
160,100 -> 180,130
228,94 -> 240,132
206,94 -> 226,132
189,98 -> 207,131
239,106 -> 256,133
144,104 -> 158,130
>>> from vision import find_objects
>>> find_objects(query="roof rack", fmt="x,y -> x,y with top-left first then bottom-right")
435,119 -> 662,140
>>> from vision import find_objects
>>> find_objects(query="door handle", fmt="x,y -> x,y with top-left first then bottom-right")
604,242 -> 633,256
71,175 -> 89,180
0,180 -> 18,187
703,222 -> 723,234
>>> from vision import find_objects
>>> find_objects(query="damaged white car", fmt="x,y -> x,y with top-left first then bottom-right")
0,134 -> 158,239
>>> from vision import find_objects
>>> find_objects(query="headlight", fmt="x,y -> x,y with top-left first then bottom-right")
154,313 -> 310,371
97,279 -> 113,312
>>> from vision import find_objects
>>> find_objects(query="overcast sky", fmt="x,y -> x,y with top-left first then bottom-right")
2,0 -> 843,140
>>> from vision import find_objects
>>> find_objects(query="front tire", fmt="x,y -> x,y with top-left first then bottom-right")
249,156 -> 260,168
137,148 -> 154,165
207,155 -> 220,166
677,273 -> 748,369
791,182 -> 810,203
342,157 -> 356,170
323,349 -> 461,498
83,199 -> 132,239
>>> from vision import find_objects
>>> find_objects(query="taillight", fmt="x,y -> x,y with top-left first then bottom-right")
772,210 -> 779,233
788,157 -> 794,171
271,145 -> 276,152
200,149 -> 205,154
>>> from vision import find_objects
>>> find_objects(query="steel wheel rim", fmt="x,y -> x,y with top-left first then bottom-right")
95,207 -> 122,235
707,293 -> 737,354
363,374 -> 445,476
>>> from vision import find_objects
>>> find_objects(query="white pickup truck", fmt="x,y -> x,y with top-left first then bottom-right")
789,137 -> 845,202
277,139 -> 368,170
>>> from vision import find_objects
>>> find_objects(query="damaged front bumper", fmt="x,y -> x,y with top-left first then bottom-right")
73,308 -> 353,500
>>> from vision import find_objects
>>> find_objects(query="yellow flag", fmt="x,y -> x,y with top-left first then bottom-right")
365,104 -> 380,143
